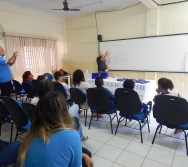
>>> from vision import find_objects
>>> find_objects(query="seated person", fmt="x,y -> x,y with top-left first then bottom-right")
153,77 -> 181,135
54,71 -> 71,100
30,80 -> 88,141
73,69 -> 90,110
0,139 -> 21,166
123,79 -> 149,112
19,91 -> 82,167
153,77 -> 180,100
37,75 -> 48,82
95,77 -> 115,110
22,71 -> 34,82
22,71 -> 35,89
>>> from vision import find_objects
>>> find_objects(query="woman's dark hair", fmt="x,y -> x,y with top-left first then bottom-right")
73,69 -> 85,86
37,75 -> 46,82
54,72 -> 62,81
22,71 -> 32,81
123,79 -> 135,89
158,78 -> 174,90
95,77 -> 104,87
37,80 -> 54,99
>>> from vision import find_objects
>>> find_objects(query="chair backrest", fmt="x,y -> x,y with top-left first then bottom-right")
2,97 -> 28,126
0,98 -> 10,118
87,88 -> 111,111
53,82 -> 67,99
115,88 -> 141,114
153,95 -> 188,125
44,73 -> 53,80
12,80 -> 23,92
70,88 -> 86,105
22,81 -> 36,97
22,103 -> 36,122
32,80 -> 41,90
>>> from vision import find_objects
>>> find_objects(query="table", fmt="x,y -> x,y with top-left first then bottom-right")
86,77 -> 156,102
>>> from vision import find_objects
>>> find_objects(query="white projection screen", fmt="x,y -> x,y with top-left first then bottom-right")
99,34 -> 188,72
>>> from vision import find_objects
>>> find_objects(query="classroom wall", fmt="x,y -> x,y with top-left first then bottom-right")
66,1 -> 188,99
0,1 -> 67,82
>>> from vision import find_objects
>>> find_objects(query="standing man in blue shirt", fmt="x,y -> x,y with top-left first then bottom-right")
0,46 -> 19,96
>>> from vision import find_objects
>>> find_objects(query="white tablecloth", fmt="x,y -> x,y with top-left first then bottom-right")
86,77 -> 156,102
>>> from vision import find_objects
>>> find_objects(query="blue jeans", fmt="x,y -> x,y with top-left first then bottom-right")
0,141 -> 21,166
69,104 -> 85,140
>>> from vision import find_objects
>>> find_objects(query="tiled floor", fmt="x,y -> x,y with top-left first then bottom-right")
1,111 -> 188,167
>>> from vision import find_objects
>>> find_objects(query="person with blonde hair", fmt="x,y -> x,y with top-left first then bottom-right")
19,91 -> 82,167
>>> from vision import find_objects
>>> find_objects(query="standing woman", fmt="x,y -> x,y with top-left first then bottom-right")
19,92 -> 82,167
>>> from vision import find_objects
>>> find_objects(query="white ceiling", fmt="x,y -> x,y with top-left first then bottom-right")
0,0 -> 140,18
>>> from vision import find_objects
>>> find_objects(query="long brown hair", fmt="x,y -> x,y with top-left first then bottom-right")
19,91 -> 73,165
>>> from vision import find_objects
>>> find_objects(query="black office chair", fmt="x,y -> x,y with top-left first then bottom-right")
12,80 -> 26,101
0,98 -> 13,142
70,88 -> 88,126
152,95 -> 188,155
115,88 -> 151,143
22,103 -> 36,122
22,81 -> 36,100
87,88 -> 118,134
2,97 -> 31,141
32,79 -> 41,90
54,82 -> 73,106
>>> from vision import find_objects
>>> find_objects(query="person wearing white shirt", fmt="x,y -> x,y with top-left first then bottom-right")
54,71 -> 71,99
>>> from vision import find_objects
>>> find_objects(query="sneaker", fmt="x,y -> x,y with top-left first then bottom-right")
82,136 -> 88,142
174,129 -> 183,135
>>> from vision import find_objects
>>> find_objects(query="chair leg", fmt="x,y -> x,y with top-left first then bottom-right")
84,110 -> 87,127
146,116 -> 150,133
88,113 -> 94,130
15,130 -> 18,141
152,124 -> 161,144
115,117 -> 121,135
138,121 -> 143,143
159,125 -> 162,134
125,119 -> 127,126
108,114 -> 113,134
10,122 -> 14,143
183,130 -> 188,156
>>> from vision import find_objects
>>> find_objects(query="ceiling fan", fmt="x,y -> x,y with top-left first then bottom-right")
52,0 -> 81,11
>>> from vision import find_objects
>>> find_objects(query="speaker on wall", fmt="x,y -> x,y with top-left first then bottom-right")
98,34 -> 102,41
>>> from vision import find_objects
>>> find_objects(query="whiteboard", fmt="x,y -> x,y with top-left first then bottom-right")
99,34 -> 188,72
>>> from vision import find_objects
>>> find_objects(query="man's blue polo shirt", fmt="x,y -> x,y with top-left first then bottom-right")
0,56 -> 12,83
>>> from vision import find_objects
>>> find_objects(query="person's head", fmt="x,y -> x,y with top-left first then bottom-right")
123,79 -> 135,89
37,80 -> 54,99
37,75 -> 47,82
54,71 -> 62,82
98,51 -> 103,57
157,78 -> 174,93
95,77 -> 104,87
0,46 -> 5,56
73,69 -> 85,86
22,71 -> 33,81
19,91 -> 73,164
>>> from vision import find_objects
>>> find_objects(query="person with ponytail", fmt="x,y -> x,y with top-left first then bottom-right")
19,91 -> 82,167
153,77 -> 182,135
